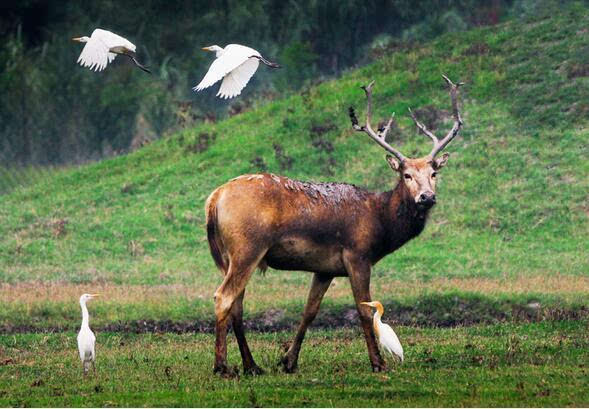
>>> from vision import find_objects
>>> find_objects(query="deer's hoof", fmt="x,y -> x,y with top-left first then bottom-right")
280,355 -> 298,374
213,363 -> 239,378
243,364 -> 265,376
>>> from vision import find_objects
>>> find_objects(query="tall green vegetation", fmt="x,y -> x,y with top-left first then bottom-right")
1,0 -> 513,166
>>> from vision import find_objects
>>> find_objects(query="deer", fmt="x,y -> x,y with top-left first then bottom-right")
205,75 -> 464,376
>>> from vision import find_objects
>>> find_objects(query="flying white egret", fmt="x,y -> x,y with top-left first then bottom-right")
193,44 -> 280,99
361,301 -> 404,363
72,29 -> 150,73
77,293 -> 99,376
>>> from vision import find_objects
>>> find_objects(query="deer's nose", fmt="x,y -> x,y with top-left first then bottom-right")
418,192 -> 436,207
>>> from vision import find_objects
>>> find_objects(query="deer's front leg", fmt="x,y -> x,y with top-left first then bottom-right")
343,250 -> 386,372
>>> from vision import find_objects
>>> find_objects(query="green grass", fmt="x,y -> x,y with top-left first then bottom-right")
1,321 -> 588,407
1,5 -> 587,290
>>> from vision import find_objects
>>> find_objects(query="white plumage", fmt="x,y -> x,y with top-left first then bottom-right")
361,301 -> 404,362
77,293 -> 99,376
72,29 -> 150,73
193,44 -> 279,99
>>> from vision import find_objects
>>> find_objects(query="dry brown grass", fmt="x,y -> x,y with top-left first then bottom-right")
2,274 -> 588,307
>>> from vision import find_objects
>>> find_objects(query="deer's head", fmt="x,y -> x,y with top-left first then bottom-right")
350,75 -> 463,210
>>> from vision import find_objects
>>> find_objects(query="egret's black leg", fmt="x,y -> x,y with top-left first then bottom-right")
120,52 -> 151,74
252,55 -> 281,69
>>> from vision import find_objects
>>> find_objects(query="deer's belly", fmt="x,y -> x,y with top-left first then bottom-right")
264,236 -> 345,274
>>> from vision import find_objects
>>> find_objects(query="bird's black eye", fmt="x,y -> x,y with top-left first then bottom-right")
404,173 -> 412,180
431,172 -> 437,178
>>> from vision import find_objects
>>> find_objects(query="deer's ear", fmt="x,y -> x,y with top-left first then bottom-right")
386,155 -> 401,172
434,152 -> 450,169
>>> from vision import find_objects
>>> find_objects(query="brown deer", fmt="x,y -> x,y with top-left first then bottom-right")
205,75 -> 463,376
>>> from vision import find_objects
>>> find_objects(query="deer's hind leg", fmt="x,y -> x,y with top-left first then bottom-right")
213,246 -> 266,377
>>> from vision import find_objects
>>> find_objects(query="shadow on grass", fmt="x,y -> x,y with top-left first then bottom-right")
2,292 -> 586,334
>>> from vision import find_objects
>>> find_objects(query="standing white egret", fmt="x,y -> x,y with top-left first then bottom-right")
193,44 -> 280,99
72,29 -> 150,73
77,293 -> 99,376
361,301 -> 404,363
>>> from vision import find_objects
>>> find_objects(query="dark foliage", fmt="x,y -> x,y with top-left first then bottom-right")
0,0 -> 513,166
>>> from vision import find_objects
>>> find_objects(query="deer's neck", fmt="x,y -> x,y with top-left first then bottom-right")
375,182 -> 430,259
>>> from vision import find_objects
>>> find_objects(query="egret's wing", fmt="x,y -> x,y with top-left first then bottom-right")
90,332 -> 96,361
76,332 -> 85,361
93,29 -> 136,52
77,37 -> 109,72
193,48 -> 252,91
217,57 -> 260,99
225,44 -> 260,58
380,323 -> 404,362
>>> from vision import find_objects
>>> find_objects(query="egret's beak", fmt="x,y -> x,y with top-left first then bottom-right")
72,37 -> 82,42
89,294 -> 100,298
360,302 -> 373,307
202,47 -> 211,51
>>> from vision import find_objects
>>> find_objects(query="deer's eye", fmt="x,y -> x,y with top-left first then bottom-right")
404,173 -> 412,180
431,172 -> 437,178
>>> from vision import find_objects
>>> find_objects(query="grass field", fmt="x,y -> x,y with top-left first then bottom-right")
0,2 -> 588,407
2,322 -> 588,407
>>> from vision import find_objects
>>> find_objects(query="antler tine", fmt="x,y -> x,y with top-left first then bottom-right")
408,107 -> 439,146
430,75 -> 464,158
349,81 -> 407,163
378,112 -> 395,139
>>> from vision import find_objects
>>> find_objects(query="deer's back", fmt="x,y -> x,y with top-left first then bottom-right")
208,173 -> 383,274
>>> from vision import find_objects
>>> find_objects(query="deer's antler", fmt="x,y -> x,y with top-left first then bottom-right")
408,75 -> 464,158
349,81 -> 407,163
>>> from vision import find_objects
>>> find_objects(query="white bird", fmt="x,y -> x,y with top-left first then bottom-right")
193,44 -> 280,99
77,293 -> 99,376
361,301 -> 404,363
72,29 -> 150,73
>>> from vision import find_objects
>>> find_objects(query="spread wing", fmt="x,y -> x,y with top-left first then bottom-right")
217,57 -> 260,99
193,45 -> 256,92
76,29 -> 136,72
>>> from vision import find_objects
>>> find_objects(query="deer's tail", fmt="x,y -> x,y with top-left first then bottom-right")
205,190 -> 227,273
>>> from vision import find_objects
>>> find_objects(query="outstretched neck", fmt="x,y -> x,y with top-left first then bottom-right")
80,301 -> 90,328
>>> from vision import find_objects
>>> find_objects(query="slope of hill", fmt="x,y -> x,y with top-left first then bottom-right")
1,2 -> 588,330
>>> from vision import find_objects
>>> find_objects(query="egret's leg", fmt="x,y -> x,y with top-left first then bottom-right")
83,361 -> 90,377
214,248 -> 266,377
343,251 -> 386,372
281,273 -> 332,373
92,360 -> 96,375
231,290 -> 263,375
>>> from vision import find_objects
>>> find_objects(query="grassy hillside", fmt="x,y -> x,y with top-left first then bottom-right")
1,2 -> 588,330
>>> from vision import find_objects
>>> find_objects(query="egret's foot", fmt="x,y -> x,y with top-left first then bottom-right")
243,364 -> 265,376
213,363 -> 239,378
280,355 -> 298,374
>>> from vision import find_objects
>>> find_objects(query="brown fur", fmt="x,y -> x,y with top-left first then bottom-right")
205,156 -> 447,375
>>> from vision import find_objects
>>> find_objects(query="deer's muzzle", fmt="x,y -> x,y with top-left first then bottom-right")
417,191 -> 436,209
